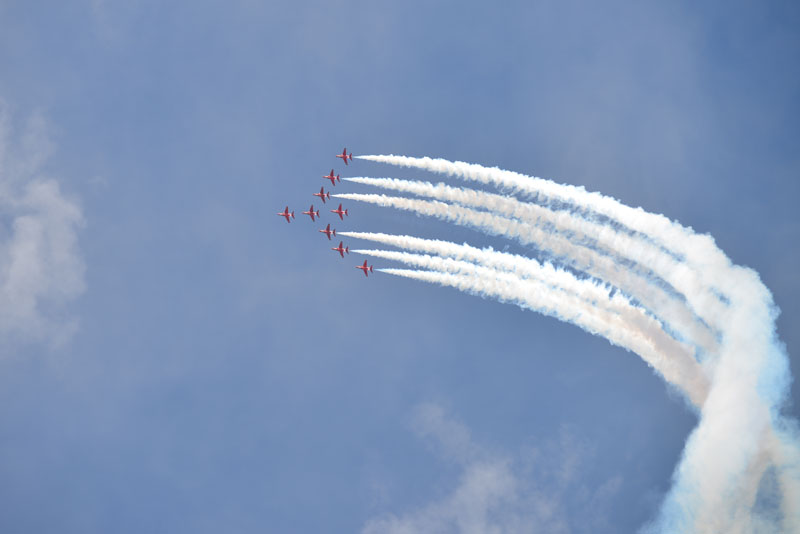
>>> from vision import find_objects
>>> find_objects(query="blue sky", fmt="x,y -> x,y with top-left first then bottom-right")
1,1 -> 799,532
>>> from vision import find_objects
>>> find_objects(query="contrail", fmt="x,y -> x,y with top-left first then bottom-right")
354,155 -> 717,265
335,191 -> 715,357
344,176 -> 723,345
378,265 -> 700,400
342,230 -> 710,404
351,156 -> 753,366
341,231 -> 620,305
349,155 -> 800,532
345,232 -> 796,531
354,155 -> 733,325
357,248 -> 707,404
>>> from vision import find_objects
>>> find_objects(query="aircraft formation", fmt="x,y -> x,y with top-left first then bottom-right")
277,148 -> 374,277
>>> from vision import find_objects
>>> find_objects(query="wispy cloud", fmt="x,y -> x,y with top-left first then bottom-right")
362,403 -> 621,534
0,101 -> 85,348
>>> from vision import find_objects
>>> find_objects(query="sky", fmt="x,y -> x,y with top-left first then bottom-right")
1,1 -> 799,532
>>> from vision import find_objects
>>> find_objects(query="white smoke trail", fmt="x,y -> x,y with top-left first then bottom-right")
348,156 -> 799,532
354,156 -> 735,338
356,247 -> 707,404
342,231 -> 709,403
377,263 -> 706,402
342,231 -> 619,304
345,233 -> 797,527
354,155 -> 728,277
344,176 -> 720,355
334,191 -> 714,358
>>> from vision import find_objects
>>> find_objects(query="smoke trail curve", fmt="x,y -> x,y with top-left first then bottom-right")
348,155 -> 799,532
344,176 -> 721,355
335,191 -> 714,359
357,248 -> 707,404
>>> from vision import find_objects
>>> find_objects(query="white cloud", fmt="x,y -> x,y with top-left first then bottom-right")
363,403 -> 621,534
0,101 -> 85,348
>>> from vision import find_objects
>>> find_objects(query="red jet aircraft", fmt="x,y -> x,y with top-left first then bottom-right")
330,203 -> 349,220
356,259 -> 374,277
323,169 -> 340,186
313,186 -> 331,204
277,206 -> 294,223
336,147 -> 353,165
302,204 -> 321,222
332,241 -> 349,258
318,223 -> 336,240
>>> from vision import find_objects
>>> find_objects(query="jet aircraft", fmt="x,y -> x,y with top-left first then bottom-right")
336,147 -> 353,165
277,206 -> 294,223
332,241 -> 349,258
313,186 -> 331,203
323,169 -> 340,186
303,205 -> 321,221
319,223 -> 336,240
356,259 -> 374,277
330,203 -> 349,220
